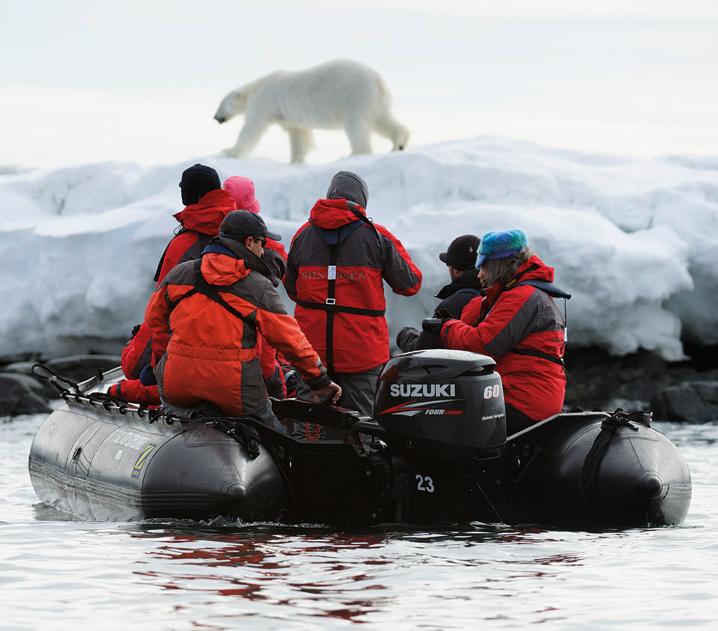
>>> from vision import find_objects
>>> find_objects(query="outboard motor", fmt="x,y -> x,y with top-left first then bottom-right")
374,349 -> 507,522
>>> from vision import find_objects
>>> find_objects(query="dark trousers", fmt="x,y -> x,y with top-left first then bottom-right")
333,366 -> 383,417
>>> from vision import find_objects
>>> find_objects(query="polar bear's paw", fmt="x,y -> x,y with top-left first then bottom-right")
222,147 -> 244,158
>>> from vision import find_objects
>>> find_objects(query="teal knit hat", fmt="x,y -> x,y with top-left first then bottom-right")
475,230 -> 528,268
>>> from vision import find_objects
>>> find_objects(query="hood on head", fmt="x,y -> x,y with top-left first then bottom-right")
326,171 -> 368,209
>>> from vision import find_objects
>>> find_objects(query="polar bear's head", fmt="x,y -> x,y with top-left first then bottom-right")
214,89 -> 250,124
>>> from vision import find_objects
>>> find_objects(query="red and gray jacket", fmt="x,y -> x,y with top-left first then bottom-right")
441,255 -> 568,422
154,188 -> 237,283
145,238 -> 330,417
285,198 -> 422,373
112,189 -> 237,405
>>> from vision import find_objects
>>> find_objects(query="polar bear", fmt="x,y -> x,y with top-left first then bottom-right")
214,59 -> 409,164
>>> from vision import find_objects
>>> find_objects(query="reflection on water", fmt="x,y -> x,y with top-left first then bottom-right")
113,523 -> 599,626
3,416 -> 718,629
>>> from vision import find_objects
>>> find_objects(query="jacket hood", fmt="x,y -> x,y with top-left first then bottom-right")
436,267 -> 482,300
510,255 -> 555,284
200,251 -> 250,286
326,171 -> 368,208
309,198 -> 366,229
200,236 -> 277,285
174,189 -> 237,236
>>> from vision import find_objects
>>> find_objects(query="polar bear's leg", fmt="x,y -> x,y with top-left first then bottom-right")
224,114 -> 270,158
374,113 -> 410,151
287,127 -> 315,164
345,115 -> 373,155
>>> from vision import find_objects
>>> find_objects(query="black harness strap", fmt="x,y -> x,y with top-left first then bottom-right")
154,227 -> 189,283
293,299 -> 385,317
326,243 -> 338,375
169,267 -> 254,324
510,347 -> 565,367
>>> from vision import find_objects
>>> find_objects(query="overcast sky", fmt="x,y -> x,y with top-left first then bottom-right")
2,0 -> 717,167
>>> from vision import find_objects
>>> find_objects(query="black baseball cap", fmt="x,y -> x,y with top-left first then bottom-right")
220,210 -> 282,241
439,234 -> 480,269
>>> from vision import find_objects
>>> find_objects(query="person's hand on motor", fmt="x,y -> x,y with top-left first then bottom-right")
311,381 -> 342,405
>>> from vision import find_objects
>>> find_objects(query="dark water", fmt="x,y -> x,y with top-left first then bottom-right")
2,414 -> 717,630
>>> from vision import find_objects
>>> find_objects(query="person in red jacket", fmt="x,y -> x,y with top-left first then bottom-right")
144,210 -> 341,424
224,175 -> 289,398
110,164 -> 236,405
285,171 -> 423,416
441,230 -> 567,434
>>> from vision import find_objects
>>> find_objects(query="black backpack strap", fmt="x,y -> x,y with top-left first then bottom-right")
516,279 -> 571,299
154,227 -> 189,283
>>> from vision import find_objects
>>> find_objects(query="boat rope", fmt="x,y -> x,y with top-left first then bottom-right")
207,419 -> 261,460
474,479 -> 504,524
31,363 -> 107,396
579,409 -> 652,501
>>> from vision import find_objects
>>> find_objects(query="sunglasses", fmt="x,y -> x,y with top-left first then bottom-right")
252,236 -> 267,247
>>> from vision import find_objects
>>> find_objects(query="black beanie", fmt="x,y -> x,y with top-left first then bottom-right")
179,163 -> 221,206
326,171 -> 369,209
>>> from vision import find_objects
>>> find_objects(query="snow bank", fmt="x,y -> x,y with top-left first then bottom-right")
1,137 -> 716,360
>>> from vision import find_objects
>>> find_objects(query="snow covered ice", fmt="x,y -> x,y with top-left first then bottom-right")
1,137 -> 716,360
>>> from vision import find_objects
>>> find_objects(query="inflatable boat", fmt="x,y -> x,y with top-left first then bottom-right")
28,350 -> 692,528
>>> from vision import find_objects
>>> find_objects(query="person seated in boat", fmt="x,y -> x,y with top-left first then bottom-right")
144,210 -> 342,426
224,175 -> 289,399
396,234 -> 482,352
439,230 -> 566,434
110,166 -> 246,405
111,164 -> 236,404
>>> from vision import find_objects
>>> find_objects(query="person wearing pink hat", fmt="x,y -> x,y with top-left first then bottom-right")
223,176 -> 262,214
223,176 -> 287,261
224,176 -> 290,397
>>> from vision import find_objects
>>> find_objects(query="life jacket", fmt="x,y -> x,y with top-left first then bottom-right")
285,198 -> 422,374
444,255 -> 567,421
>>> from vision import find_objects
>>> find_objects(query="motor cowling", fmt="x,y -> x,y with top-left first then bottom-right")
374,349 -> 507,465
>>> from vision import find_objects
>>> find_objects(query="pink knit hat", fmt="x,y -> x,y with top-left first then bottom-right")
223,176 -> 261,214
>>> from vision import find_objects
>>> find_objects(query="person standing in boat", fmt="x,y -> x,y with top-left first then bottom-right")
284,171 -> 423,416
396,234 -> 482,352
440,230 -> 567,434
144,210 -> 341,424
110,164 -> 238,405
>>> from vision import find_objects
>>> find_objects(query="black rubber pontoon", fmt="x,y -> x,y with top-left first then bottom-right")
28,352 -> 691,528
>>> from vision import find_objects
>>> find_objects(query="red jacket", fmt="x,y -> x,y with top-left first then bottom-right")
441,255 -> 566,422
145,239 -> 329,417
155,189 -> 237,282
285,198 -> 422,373
112,189 -> 237,406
